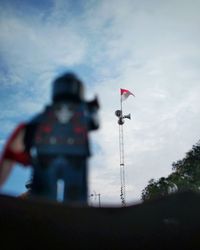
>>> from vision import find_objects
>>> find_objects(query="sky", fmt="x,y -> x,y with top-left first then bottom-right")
0,0 -> 200,206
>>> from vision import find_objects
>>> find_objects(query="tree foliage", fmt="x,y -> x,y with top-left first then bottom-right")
141,141 -> 200,201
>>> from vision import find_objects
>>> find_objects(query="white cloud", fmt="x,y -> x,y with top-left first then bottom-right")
0,5 -> 87,87
85,0 -> 200,205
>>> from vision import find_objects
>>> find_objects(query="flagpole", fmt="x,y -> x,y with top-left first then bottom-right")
120,93 -> 123,116
119,90 -> 126,207
116,88 -> 133,207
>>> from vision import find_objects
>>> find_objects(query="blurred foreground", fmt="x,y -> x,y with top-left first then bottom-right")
0,191 -> 200,249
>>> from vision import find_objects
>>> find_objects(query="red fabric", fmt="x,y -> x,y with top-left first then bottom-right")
0,124 -> 31,166
3,148 -> 30,166
120,88 -> 134,96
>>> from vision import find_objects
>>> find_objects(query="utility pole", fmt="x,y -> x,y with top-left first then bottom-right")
97,193 -> 101,207
90,191 -> 101,207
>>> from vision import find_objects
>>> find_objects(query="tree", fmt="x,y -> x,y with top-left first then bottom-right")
141,140 -> 200,201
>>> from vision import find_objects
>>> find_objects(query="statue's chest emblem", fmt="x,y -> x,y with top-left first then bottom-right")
55,105 -> 74,124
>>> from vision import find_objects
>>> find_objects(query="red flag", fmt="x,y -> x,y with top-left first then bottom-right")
120,88 -> 135,101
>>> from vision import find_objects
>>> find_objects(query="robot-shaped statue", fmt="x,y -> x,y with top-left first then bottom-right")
0,72 -> 100,204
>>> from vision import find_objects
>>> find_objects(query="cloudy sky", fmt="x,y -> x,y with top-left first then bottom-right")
0,0 -> 200,206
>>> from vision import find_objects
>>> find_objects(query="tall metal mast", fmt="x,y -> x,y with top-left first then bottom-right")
115,94 -> 131,207
119,124 -> 126,206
